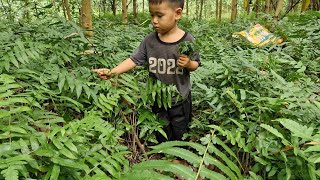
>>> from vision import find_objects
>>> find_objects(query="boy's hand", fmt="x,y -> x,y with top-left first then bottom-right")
93,68 -> 112,80
178,55 -> 191,68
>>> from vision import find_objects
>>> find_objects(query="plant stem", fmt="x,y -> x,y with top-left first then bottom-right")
195,130 -> 215,180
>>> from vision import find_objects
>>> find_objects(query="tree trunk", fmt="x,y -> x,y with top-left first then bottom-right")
301,0 -> 311,12
196,0 -> 199,18
143,0 -> 145,12
265,0 -> 270,13
80,0 -> 93,37
247,0 -> 251,14
112,0 -> 116,15
186,0 -> 189,16
231,0 -> 237,22
218,0 -> 222,22
274,0 -> 283,22
64,0 -> 72,21
311,0 -> 320,10
133,0 -> 137,18
62,1 -> 67,19
255,0 -> 260,17
122,0 -> 128,24
216,0 -> 218,19
199,0 -> 204,20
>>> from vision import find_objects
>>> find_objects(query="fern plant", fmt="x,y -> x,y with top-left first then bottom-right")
258,118 -> 320,180
122,130 -> 249,180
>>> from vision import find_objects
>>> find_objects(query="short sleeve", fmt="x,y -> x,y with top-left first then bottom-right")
130,38 -> 147,66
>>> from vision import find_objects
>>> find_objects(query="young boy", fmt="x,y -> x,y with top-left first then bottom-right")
94,0 -> 200,142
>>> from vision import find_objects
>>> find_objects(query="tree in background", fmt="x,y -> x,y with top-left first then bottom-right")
301,0 -> 311,12
133,0 -> 137,18
63,0 -> 72,21
265,0 -> 271,13
199,0 -> 204,20
111,0 -> 117,15
216,0 -> 219,19
219,0 -> 222,22
231,0 -> 237,22
122,0 -> 128,24
81,0 -> 93,37
186,0 -> 189,16
274,0 -> 284,21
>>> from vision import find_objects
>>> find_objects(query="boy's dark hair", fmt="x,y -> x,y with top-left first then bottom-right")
149,0 -> 184,9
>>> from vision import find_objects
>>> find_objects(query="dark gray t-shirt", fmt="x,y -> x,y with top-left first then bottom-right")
130,32 -> 200,99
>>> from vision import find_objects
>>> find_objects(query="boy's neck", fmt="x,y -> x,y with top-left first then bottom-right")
157,26 -> 185,43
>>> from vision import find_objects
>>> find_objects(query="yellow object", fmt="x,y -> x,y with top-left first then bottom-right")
232,24 -> 284,47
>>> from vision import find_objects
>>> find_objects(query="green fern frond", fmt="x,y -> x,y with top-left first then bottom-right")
1,166 -> 19,180
49,165 -> 60,180
277,118 -> 314,140
123,170 -> 173,180
149,147 -> 202,167
83,174 -> 112,180
149,140 -> 242,179
132,160 -> 196,179
204,155 -> 238,180
207,142 -> 243,178
200,167 -> 228,180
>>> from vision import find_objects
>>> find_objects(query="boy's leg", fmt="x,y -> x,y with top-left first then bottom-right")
152,93 -> 192,142
168,93 -> 192,141
152,106 -> 172,143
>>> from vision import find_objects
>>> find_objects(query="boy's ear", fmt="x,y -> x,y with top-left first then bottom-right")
175,7 -> 183,19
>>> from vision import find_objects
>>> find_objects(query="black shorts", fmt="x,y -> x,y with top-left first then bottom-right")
152,93 -> 192,143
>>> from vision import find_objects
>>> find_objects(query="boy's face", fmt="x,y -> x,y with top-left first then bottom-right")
149,2 -> 182,35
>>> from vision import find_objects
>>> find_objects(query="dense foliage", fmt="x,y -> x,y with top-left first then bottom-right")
0,11 -> 319,179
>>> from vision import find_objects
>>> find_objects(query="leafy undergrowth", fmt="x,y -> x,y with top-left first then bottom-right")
0,11 -> 319,179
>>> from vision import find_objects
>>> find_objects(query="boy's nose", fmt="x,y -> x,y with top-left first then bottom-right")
152,17 -> 158,24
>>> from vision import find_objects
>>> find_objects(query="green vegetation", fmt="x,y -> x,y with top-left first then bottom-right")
0,2 -> 319,179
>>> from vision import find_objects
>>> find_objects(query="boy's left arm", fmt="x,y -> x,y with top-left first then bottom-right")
178,55 -> 199,71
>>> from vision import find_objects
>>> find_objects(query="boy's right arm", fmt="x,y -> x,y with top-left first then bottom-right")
94,58 -> 137,79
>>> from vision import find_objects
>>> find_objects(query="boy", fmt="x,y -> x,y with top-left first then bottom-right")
94,0 -> 200,142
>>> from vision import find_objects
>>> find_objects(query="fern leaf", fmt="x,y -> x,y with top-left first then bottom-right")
304,145 -> 320,153
64,139 -> 78,153
261,124 -> 285,139
51,156 -> 90,173
149,147 -> 202,167
204,155 -> 237,180
91,152 -> 121,178
214,137 -> 240,162
19,138 -> 30,154
50,165 -> 60,180
208,143 -> 242,178
200,167 -> 228,180
1,166 -> 19,180
150,141 -> 206,154
277,118 -> 313,140
149,140 -> 238,179
59,147 -> 77,159
83,174 -> 112,180
132,160 -> 196,179
1,154 -> 33,164
122,170 -> 172,180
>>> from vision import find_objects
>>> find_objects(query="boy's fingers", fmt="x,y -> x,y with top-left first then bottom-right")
93,68 -> 111,75
100,75 -> 108,80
